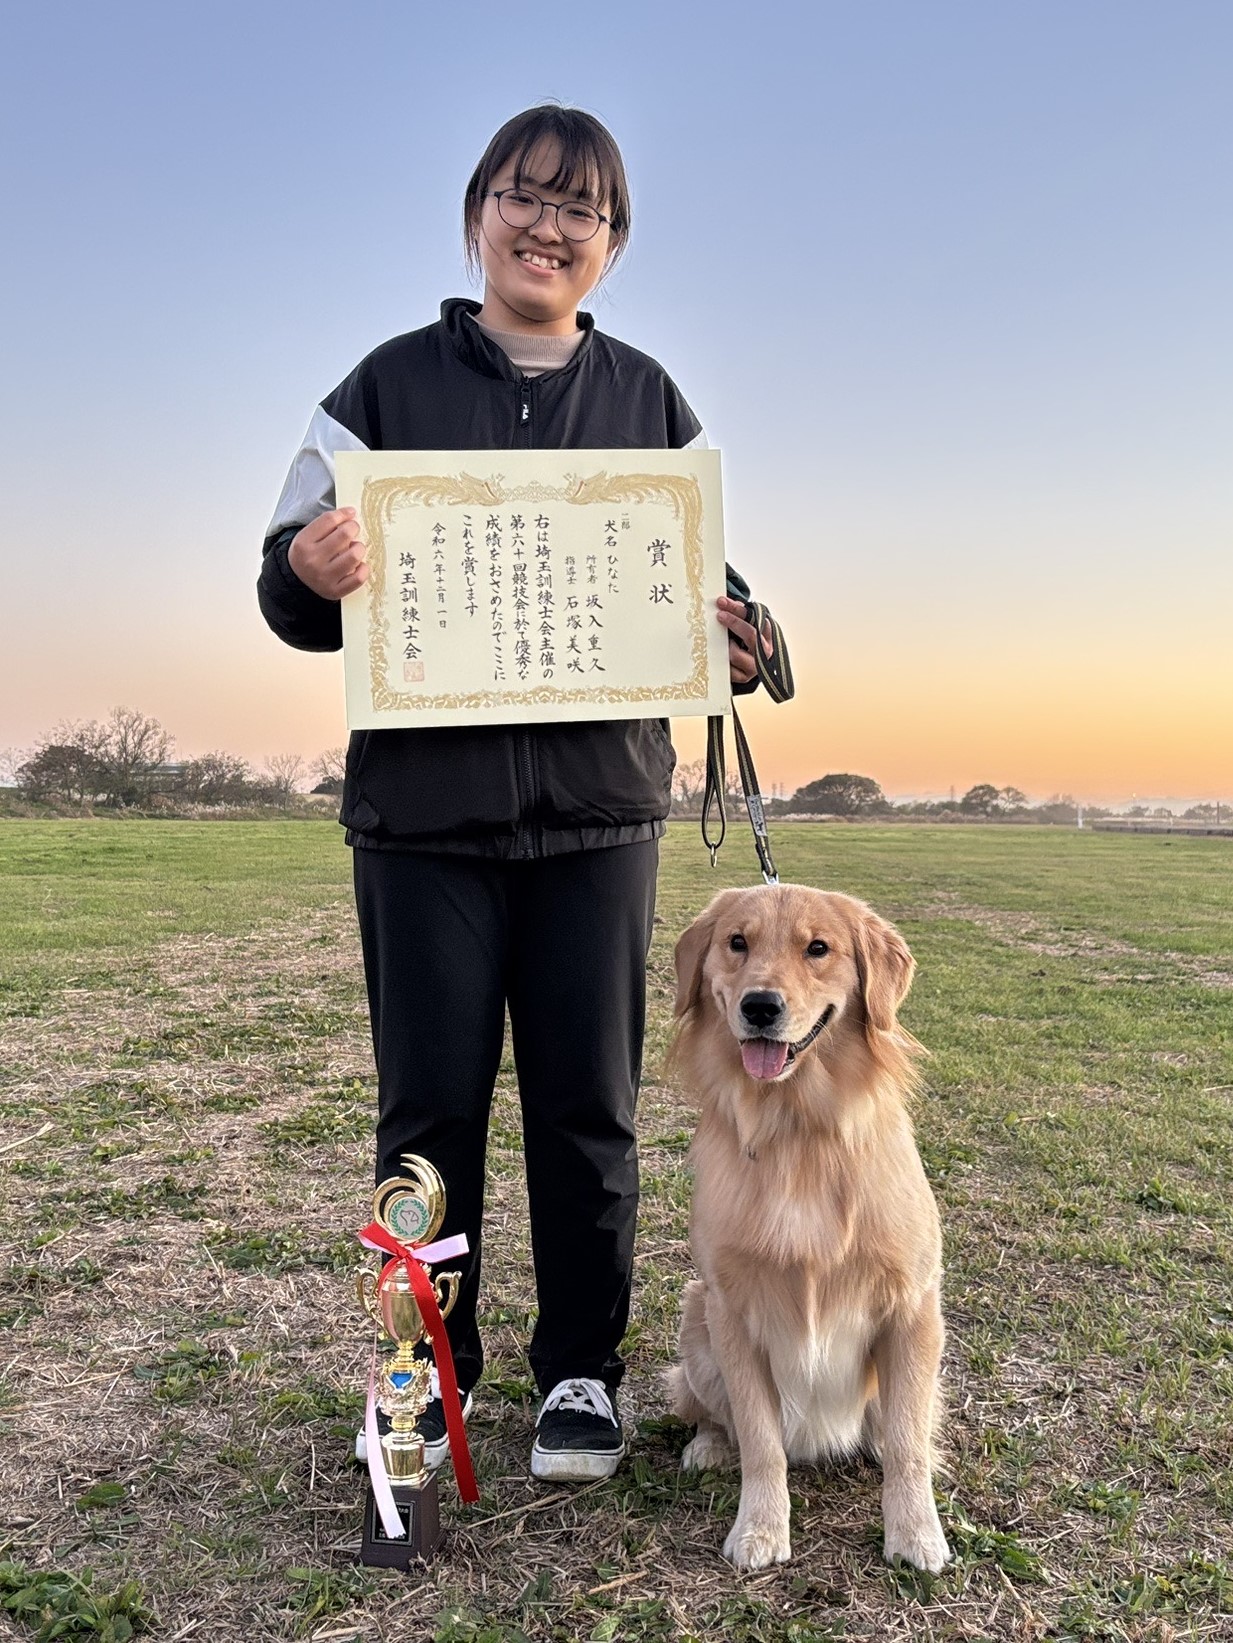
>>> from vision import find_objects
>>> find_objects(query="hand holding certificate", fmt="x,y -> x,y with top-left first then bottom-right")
336,449 -> 730,730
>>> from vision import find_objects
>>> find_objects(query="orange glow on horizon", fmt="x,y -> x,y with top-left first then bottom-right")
6,620 -> 1230,805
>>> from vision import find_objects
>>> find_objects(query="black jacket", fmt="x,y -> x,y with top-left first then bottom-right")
259,298 -> 749,857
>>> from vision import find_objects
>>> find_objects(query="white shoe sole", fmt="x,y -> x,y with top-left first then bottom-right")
355,1392 -> 473,1467
530,1438 -> 625,1481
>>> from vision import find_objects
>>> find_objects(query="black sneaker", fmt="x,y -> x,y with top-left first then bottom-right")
355,1366 -> 473,1470
530,1377 -> 625,1480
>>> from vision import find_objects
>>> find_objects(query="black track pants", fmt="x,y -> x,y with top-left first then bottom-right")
352,840 -> 658,1397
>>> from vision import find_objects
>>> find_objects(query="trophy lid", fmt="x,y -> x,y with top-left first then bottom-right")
372,1153 -> 447,1246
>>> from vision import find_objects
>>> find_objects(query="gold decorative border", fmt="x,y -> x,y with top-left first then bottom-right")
361,471 -> 711,712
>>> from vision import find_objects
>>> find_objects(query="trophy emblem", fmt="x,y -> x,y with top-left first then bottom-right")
356,1154 -> 466,1566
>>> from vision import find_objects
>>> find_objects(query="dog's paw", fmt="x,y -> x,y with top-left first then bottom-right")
883,1516 -> 952,1574
681,1428 -> 735,1471
723,1517 -> 791,1570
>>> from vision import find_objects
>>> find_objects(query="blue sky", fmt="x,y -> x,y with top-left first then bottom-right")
3,0 -> 1230,798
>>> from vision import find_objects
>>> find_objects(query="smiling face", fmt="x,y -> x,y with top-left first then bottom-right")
704,890 -> 863,1082
673,886 -> 916,1084
474,141 -> 617,335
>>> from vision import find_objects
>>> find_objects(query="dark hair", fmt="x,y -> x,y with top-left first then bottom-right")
463,104 -> 631,278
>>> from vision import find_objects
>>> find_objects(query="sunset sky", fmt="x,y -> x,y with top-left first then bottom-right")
2,1 -> 1230,802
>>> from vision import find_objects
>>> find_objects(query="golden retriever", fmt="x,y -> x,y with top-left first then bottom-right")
666,884 -> 951,1573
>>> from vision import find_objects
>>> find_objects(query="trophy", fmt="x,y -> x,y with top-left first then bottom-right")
356,1154 -> 462,1566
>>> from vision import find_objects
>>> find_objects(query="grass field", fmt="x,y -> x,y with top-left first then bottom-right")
1,819 -> 1231,1642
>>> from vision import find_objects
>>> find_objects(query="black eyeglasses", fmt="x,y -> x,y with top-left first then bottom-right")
487,188 -> 610,243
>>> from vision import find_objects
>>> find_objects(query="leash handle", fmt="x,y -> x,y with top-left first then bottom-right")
702,600 -> 793,882
744,600 -> 795,707
701,713 -> 727,868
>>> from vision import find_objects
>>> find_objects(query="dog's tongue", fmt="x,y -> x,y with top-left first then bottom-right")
741,1038 -> 790,1081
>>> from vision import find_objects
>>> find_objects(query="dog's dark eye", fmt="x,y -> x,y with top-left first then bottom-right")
729,933 -> 747,953
807,939 -> 829,958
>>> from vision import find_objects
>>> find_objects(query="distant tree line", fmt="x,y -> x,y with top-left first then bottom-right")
3,712 -> 1221,824
3,708 -> 346,814
668,765 -> 1221,825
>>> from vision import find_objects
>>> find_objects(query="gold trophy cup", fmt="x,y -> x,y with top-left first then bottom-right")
357,1154 -> 460,1565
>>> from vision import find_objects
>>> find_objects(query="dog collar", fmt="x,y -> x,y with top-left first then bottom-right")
789,1003 -> 836,1058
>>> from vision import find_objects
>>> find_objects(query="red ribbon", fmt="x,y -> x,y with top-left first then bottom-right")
358,1219 -> 479,1504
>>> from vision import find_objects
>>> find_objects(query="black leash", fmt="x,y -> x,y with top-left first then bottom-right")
702,599 -> 795,883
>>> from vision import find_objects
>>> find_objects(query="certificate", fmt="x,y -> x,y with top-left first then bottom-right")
336,449 -> 729,729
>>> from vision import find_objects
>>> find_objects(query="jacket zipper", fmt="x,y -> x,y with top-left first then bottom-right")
513,372 -> 536,856
513,733 -> 537,859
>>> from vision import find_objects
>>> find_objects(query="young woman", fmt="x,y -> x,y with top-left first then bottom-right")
259,105 -> 769,1482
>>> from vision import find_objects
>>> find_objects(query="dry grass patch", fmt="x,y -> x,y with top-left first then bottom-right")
2,824 -> 1232,1640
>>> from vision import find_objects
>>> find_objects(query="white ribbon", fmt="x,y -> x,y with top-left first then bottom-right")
365,1347 -> 406,1541
359,1230 -> 469,1265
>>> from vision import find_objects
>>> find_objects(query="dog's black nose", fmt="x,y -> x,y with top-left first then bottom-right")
740,990 -> 785,1029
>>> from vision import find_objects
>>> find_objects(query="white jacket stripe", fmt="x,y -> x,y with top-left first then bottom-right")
266,405 -> 369,538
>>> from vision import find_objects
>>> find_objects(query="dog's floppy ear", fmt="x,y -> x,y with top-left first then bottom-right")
673,890 -> 741,1017
851,905 -> 915,1036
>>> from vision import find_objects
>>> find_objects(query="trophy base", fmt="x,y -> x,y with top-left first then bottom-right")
360,1474 -> 443,1567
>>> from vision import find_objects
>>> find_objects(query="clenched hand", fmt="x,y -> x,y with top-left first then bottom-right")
288,507 -> 369,600
718,595 -> 773,687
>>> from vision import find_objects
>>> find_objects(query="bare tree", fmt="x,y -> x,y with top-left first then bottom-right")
176,752 -> 253,805
313,745 -> 347,795
95,707 -> 174,806
315,746 -> 347,784
671,758 -> 707,814
17,717 -> 111,805
264,752 -> 306,806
